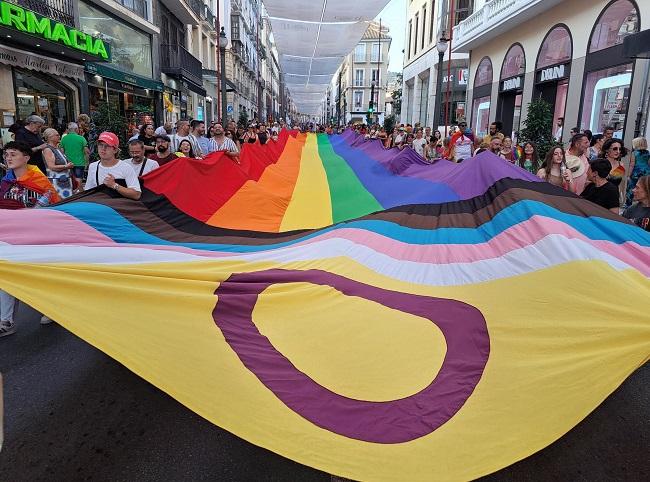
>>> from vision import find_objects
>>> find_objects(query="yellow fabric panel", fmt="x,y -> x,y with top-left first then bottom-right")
1,259 -> 648,482
280,135 -> 333,231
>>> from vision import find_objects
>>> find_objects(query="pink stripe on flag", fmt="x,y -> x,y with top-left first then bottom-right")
0,209 -> 114,245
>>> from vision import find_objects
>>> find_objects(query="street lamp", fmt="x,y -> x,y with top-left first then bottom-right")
433,32 -> 449,133
368,80 -> 376,125
218,27 -> 228,124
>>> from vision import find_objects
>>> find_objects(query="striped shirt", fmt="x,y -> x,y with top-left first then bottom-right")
209,137 -> 239,154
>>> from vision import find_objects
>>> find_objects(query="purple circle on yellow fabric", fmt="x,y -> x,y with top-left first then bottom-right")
212,269 -> 490,443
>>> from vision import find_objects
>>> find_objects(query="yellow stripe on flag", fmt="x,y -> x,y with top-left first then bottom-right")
0,258 -> 647,481
280,134 -> 333,231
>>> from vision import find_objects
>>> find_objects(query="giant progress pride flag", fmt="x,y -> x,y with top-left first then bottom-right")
1,130 -> 649,480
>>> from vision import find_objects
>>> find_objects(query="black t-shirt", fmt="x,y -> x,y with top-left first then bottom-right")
581,181 -> 620,211
138,135 -> 156,149
622,203 -> 650,231
15,127 -> 45,173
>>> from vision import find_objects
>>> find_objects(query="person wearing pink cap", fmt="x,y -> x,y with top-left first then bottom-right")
83,132 -> 141,200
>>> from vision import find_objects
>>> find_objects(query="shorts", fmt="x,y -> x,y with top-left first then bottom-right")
72,166 -> 86,180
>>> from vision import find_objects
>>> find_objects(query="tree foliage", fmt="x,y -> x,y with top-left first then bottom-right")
384,115 -> 396,134
89,102 -> 129,161
518,98 -> 558,160
238,110 -> 249,128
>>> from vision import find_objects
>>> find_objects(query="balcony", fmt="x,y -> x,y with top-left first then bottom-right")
113,0 -> 147,20
160,43 -> 203,89
452,0 -> 564,53
187,0 -> 203,19
159,0 -> 198,25
14,0 -> 75,27
202,4 -> 217,32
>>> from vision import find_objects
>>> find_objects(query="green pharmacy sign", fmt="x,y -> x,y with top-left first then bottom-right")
0,0 -> 111,60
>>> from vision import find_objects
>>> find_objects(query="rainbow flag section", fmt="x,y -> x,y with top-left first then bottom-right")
1,130 -> 649,481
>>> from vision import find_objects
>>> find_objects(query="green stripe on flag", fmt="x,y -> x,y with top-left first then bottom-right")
317,134 -> 382,222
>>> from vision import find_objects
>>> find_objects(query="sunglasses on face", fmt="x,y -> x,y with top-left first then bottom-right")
610,147 -> 621,151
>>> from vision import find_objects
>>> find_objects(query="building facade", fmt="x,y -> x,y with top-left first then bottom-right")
0,0 -> 292,144
333,21 -> 391,125
400,0 -> 473,129
226,0 -> 260,124
454,0 -> 650,145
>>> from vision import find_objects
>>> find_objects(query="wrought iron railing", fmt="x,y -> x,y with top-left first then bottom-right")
203,4 -> 216,30
114,0 -> 147,19
14,0 -> 75,28
160,43 -> 203,86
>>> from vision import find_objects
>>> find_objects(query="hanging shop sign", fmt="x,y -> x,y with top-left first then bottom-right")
0,0 -> 111,61
442,68 -> 470,88
0,44 -> 85,80
500,75 -> 523,92
537,63 -> 570,83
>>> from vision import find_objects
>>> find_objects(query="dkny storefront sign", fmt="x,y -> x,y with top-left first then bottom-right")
500,75 -> 523,92
537,63 -> 570,83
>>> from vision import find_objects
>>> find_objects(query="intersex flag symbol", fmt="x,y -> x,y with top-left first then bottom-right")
0,130 -> 648,481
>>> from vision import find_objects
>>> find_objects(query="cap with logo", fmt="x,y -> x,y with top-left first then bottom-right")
97,131 -> 120,148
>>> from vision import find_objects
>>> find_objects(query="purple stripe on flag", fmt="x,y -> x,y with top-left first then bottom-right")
213,269 -> 490,443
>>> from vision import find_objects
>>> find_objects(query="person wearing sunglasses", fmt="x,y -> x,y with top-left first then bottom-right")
600,138 -> 626,202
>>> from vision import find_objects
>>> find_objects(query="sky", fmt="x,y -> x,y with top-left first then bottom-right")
376,0 -> 406,73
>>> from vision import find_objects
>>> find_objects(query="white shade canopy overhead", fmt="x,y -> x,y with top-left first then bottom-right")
265,0 -> 391,115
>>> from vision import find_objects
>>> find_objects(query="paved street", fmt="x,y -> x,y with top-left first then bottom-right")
1,304 -> 647,481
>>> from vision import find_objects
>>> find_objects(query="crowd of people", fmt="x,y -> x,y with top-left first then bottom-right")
0,115 -> 288,337
345,120 -> 650,219
1,114 -> 649,337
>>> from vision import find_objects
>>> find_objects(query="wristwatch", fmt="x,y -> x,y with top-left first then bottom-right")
113,184 -> 119,191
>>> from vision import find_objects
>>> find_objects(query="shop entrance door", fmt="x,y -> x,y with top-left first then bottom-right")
497,92 -> 523,141
14,69 -> 73,130
535,80 -> 568,135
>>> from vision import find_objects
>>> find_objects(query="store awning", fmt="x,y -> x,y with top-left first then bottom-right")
0,44 -> 85,80
86,63 -> 164,92
623,29 -> 650,58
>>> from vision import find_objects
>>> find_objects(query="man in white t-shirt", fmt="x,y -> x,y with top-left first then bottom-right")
84,131 -> 141,200
123,139 -> 159,177
412,129 -> 427,157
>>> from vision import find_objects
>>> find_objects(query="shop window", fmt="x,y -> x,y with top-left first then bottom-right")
581,64 -> 633,136
474,57 -> 493,88
472,96 -> 491,139
589,0 -> 639,53
14,69 -> 73,130
537,26 -> 572,69
501,44 -> 526,79
552,80 -> 569,136
79,1 -> 153,79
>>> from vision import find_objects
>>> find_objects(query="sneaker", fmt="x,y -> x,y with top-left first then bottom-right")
40,315 -> 53,325
0,321 -> 16,337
